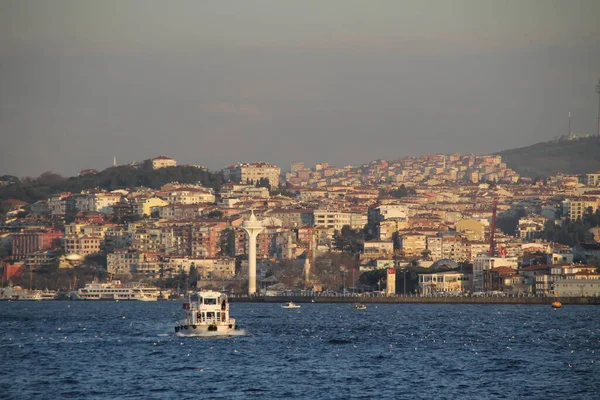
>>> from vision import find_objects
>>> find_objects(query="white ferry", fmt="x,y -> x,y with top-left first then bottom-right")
76,281 -> 159,301
0,287 -> 49,300
175,290 -> 238,336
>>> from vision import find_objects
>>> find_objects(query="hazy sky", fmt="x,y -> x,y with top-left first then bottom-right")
1,0 -> 599,177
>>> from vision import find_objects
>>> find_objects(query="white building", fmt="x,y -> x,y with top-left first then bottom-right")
149,156 -> 177,169
222,162 -> 281,188
313,209 -> 352,231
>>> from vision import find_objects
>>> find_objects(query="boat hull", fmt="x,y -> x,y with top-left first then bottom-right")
175,322 -> 238,336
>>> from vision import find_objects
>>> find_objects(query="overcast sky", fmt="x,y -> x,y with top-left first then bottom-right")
1,0 -> 599,177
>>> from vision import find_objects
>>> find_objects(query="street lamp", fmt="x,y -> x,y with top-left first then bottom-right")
403,269 -> 408,295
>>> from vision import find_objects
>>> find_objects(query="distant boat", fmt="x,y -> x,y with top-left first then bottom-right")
76,280 -> 160,301
282,301 -> 301,309
352,303 -> 367,310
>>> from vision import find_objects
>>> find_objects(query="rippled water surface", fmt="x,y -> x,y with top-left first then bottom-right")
1,302 -> 599,399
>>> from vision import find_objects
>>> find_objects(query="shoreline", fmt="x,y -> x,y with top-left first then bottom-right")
230,295 -> 600,305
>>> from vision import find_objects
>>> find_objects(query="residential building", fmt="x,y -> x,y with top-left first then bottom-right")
398,233 -> 427,258
149,155 -> 177,169
472,255 -> 518,292
222,162 -> 281,187
132,197 -> 168,217
64,235 -> 101,257
313,209 -> 352,230
11,229 -> 63,260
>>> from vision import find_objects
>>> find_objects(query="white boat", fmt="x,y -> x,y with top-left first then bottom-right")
18,290 -> 43,301
281,301 -> 301,309
40,290 -> 58,300
175,290 -> 238,336
352,303 -> 367,310
0,287 -> 44,301
0,287 -> 21,300
76,280 -> 160,301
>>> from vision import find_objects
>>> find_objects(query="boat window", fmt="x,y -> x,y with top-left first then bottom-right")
206,312 -> 215,319
204,298 -> 217,305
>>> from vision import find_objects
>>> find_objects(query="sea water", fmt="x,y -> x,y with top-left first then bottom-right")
1,301 -> 599,399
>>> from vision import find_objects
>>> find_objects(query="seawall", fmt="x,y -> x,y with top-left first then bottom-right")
230,296 -> 600,305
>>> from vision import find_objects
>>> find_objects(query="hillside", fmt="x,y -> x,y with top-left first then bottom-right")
496,136 -> 600,178
0,165 -> 223,204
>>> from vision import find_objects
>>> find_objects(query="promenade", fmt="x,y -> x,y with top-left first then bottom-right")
230,294 -> 600,305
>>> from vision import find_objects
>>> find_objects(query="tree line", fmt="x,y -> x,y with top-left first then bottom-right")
0,165 -> 223,204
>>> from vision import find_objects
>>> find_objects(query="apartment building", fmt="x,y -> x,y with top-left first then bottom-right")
398,233 -> 427,258
222,162 -> 281,187
165,188 -> 215,205
64,235 -> 101,257
132,197 -> 168,217
313,209 -> 352,231
11,229 -> 63,260
562,197 -> 599,221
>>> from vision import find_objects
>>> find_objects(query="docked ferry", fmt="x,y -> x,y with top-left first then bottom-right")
76,281 -> 160,301
175,290 -> 238,336
0,287 -> 52,300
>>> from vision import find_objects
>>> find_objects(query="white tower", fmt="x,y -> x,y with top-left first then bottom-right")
241,210 -> 264,295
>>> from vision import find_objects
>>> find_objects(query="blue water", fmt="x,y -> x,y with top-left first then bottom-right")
1,302 -> 599,400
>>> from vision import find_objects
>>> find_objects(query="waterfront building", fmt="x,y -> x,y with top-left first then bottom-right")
418,271 -> 472,295
554,274 -> 600,297
473,256 -> 518,292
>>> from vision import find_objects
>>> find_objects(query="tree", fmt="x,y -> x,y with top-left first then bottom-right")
333,226 -> 364,255
359,268 -> 387,289
221,228 -> 237,257
206,210 -> 223,219
0,165 -> 223,203
256,177 -> 271,191
381,184 -> 416,199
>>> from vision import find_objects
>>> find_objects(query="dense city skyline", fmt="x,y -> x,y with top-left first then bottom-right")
2,0 -> 600,177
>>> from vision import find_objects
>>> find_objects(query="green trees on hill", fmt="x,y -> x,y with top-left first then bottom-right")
541,209 -> 600,246
0,166 -> 223,204
380,184 -> 416,199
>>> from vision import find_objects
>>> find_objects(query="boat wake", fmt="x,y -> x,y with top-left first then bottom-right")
175,329 -> 246,338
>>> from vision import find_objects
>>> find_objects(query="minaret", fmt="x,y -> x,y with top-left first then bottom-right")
241,210 -> 264,295
113,156 -> 117,167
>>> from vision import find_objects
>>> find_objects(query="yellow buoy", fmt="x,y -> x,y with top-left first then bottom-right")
551,301 -> 562,309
